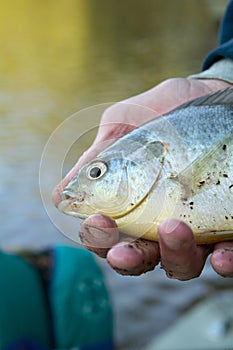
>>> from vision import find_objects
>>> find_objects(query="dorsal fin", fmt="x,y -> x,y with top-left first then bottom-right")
179,87 -> 233,109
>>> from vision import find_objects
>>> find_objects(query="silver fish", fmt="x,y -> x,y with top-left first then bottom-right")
58,89 -> 233,244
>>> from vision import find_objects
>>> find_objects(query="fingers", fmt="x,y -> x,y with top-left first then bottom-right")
210,241 -> 233,277
79,216 -> 212,278
79,214 -> 160,275
107,239 -> 160,276
158,220 -> 211,281
79,214 -> 119,258
80,216 -> 233,280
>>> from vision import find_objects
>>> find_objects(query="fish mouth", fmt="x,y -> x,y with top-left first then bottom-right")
58,199 -> 88,219
58,186 -> 149,221
58,190 -> 88,219
60,189 -> 86,202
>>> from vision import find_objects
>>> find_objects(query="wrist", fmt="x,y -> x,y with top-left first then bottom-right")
188,58 -> 233,85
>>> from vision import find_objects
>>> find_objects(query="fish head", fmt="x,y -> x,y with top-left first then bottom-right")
58,139 -> 166,220
59,155 -> 130,218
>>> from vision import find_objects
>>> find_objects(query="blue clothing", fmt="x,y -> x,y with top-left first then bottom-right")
0,247 -> 114,350
203,0 -> 233,69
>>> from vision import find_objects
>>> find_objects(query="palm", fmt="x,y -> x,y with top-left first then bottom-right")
76,78 -> 229,169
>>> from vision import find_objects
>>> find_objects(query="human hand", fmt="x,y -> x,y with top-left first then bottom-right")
53,77 -> 233,279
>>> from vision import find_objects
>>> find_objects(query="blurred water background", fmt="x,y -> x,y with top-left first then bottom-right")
0,0 -> 232,349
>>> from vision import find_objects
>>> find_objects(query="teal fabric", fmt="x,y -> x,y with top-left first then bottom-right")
49,246 -> 114,349
0,251 -> 52,349
4,339 -> 51,350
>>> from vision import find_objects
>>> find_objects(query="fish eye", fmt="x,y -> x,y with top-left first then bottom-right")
86,162 -> 107,180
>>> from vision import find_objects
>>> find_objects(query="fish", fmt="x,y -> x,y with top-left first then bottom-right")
58,88 -> 233,244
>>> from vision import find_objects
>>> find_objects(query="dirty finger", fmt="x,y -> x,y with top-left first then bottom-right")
158,219 -> 211,280
79,214 -> 119,258
107,238 -> 160,276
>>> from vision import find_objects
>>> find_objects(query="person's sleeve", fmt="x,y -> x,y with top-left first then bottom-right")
203,0 -> 233,70
189,0 -> 233,84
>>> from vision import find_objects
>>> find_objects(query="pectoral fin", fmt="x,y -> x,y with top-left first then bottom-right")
176,132 -> 233,200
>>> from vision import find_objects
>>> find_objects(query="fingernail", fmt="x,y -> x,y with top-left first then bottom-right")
160,219 -> 181,234
107,239 -> 159,276
159,220 -> 193,250
162,234 -> 184,250
107,242 -> 143,269
79,226 -> 112,258
212,248 -> 233,269
80,225 -> 119,249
